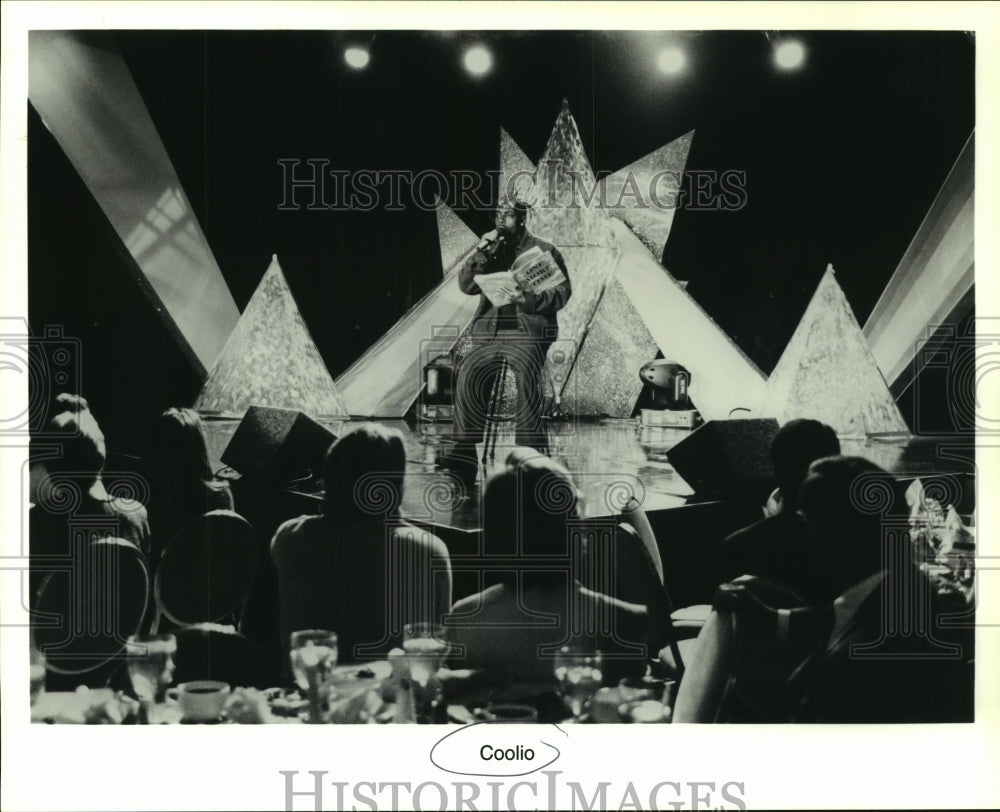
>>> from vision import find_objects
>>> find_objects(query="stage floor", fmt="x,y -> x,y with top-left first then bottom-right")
202,417 -> 976,532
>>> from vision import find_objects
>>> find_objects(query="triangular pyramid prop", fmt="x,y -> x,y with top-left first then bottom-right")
544,242 -> 621,396
336,201 -> 480,416
528,100 -> 616,250
196,255 -> 348,417
499,127 -> 536,205
561,275 -> 659,416
333,109 -> 761,421
757,265 -> 910,436
611,219 -> 767,421
521,101 -> 620,394
435,195 -> 480,274
599,131 -> 694,259
558,131 -> 694,414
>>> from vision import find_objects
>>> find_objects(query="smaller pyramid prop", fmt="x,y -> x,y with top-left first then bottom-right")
195,255 -> 348,417
756,265 -> 910,436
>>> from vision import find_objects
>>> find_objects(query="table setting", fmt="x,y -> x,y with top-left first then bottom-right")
31,626 -> 675,725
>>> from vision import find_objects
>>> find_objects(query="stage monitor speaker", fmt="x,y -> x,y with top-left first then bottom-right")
665,418 -> 780,500
221,405 -> 337,486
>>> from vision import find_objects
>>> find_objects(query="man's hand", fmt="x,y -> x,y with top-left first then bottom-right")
494,281 -> 525,305
476,229 -> 500,251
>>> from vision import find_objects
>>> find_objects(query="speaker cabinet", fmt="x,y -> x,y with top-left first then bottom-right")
666,418 -> 780,500
221,406 -> 336,485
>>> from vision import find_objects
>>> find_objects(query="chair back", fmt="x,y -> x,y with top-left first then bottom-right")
172,622 -> 264,688
712,575 -> 828,722
154,510 -> 257,630
34,536 -> 150,676
620,497 -> 664,585
582,521 -> 675,659
615,523 -> 675,654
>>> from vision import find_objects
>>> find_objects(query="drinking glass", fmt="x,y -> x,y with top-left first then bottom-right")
402,623 -> 449,687
402,623 -> 449,723
554,644 -> 602,719
289,629 -> 338,723
126,633 -> 177,705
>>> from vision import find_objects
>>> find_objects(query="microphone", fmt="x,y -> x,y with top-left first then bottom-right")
481,234 -> 506,258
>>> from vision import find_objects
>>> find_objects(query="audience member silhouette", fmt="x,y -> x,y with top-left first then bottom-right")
677,455 -> 972,723
51,392 -> 92,414
788,455 -> 972,722
718,418 -> 841,603
29,393 -> 102,505
30,408 -> 151,600
145,407 -> 234,566
446,450 -> 649,690
270,423 -> 452,665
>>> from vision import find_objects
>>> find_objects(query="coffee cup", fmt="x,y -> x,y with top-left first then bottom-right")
168,680 -> 231,722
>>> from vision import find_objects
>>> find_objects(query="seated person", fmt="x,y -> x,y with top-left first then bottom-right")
717,418 -> 841,604
270,423 -> 452,666
788,456 -> 973,723
144,407 -> 234,565
31,409 -> 151,600
29,393 -> 100,506
676,455 -> 973,724
446,450 -> 649,693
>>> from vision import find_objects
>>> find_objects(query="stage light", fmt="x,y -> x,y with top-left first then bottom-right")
656,47 -> 686,75
344,47 -> 370,69
773,39 -> 806,71
464,45 -> 493,76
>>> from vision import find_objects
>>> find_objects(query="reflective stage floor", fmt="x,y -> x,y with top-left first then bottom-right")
203,416 -> 976,532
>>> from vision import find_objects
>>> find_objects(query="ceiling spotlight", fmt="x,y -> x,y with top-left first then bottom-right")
344,47 -> 370,70
656,47 -> 686,75
464,45 -> 493,77
773,39 -> 806,71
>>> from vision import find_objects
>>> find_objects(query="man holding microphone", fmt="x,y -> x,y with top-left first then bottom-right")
436,198 -> 572,482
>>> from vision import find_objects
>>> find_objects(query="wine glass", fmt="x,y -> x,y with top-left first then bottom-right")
402,623 -> 449,687
554,644 -> 602,719
126,633 -> 177,720
289,629 -> 338,723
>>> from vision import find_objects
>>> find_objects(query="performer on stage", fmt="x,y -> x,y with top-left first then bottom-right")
437,199 -> 572,481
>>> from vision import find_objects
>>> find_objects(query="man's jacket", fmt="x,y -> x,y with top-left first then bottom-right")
458,229 -> 572,346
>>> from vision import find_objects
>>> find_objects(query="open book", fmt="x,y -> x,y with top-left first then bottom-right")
475,246 -> 567,307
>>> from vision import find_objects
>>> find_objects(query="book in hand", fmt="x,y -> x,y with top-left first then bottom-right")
474,247 -> 566,307
510,246 -> 567,294
474,271 -> 520,307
